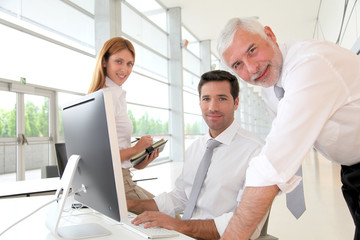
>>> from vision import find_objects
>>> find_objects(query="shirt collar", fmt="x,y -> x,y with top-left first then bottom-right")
205,120 -> 239,146
105,77 -> 126,98
275,42 -> 288,88
106,77 -> 122,89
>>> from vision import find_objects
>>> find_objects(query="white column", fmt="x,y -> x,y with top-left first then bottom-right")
200,40 -> 211,74
168,7 -> 185,162
94,0 -> 121,54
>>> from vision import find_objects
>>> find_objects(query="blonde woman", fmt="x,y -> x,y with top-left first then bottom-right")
88,37 -> 159,200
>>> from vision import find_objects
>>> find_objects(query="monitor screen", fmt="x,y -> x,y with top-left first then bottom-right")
62,89 -> 127,221
54,143 -> 67,178
47,89 -> 128,239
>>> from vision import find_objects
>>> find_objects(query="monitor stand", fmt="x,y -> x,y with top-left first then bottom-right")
46,155 -> 111,239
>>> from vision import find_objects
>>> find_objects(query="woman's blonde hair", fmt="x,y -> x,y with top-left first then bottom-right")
88,37 -> 135,94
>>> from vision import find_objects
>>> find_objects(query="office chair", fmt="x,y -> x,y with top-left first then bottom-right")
257,209 -> 278,240
41,165 -> 60,178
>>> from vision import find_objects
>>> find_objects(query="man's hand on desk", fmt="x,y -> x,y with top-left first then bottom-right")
131,211 -> 179,230
131,211 -> 220,240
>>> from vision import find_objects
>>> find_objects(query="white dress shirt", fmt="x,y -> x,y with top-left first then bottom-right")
246,40 -> 360,193
105,77 -> 133,168
154,120 -> 265,237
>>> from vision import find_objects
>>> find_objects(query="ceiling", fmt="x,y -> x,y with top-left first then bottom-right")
158,0 -> 322,58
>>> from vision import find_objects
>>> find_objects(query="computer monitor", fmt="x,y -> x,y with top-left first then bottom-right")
46,89 -> 128,239
54,143 -> 67,178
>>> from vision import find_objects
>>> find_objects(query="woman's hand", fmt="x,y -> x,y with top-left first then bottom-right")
133,149 -> 160,170
134,135 -> 153,152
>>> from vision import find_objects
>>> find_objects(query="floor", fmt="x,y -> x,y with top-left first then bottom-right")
132,149 -> 355,240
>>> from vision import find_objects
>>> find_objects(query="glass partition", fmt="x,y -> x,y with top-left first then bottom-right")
122,2 -> 168,56
0,91 -> 16,182
127,104 -> 169,161
0,24 -> 94,93
124,0 -> 167,31
183,91 -> 200,115
182,27 -> 200,57
125,73 -> 169,109
182,49 -> 200,76
132,42 -> 168,82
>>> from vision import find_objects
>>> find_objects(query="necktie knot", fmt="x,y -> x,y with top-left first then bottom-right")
206,139 -> 221,150
274,85 -> 285,100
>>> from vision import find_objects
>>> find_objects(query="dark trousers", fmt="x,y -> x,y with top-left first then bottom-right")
341,163 -> 360,240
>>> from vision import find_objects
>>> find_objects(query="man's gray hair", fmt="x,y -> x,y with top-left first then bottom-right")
217,18 -> 267,65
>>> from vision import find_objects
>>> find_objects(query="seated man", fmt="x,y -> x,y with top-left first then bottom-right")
127,70 -> 268,240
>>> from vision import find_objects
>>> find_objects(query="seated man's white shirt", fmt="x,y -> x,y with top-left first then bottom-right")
154,120 -> 265,237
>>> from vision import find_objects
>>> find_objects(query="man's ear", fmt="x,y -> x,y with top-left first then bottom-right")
234,97 -> 239,110
264,26 -> 277,43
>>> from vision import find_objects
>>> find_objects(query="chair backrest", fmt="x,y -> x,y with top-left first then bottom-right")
256,208 -> 278,240
260,213 -> 270,236
41,165 -> 59,178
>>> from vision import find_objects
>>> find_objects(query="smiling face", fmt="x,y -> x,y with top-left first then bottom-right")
222,26 -> 283,88
103,49 -> 134,86
200,80 -> 239,138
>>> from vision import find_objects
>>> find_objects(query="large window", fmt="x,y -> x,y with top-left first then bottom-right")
124,0 -> 167,31
127,104 -> 170,157
0,0 -> 271,183
0,5 -> 95,93
122,2 -> 167,57
57,91 -> 84,139
0,0 -> 95,51
182,27 -> 200,58
0,90 -> 16,182
0,0 -> 94,182
131,42 -> 168,82
0,81 -> 56,181
23,94 -> 51,179
122,0 -> 170,162
181,26 -> 204,147
125,73 -> 168,108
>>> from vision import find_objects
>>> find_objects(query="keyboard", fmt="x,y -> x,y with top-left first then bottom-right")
122,216 -> 179,239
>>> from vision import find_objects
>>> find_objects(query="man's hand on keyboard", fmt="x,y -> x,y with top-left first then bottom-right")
131,211 -> 181,231
130,211 -> 220,240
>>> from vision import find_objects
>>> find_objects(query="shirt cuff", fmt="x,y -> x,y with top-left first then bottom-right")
213,211 -> 267,239
213,212 -> 233,237
245,155 -> 302,194
278,175 -> 302,193
122,159 -> 132,168
154,193 -> 176,217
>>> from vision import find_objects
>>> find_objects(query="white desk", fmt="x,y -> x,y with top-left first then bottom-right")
0,195 -> 194,240
0,177 -> 60,198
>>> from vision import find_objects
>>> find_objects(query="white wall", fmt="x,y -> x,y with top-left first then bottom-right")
315,0 -> 360,50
